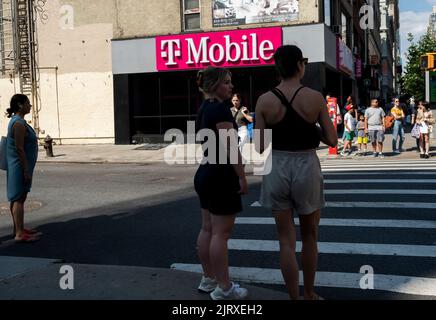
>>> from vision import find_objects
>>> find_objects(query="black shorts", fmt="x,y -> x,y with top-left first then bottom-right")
194,164 -> 242,216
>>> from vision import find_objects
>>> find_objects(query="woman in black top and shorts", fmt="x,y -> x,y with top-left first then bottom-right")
255,45 -> 337,300
194,67 -> 248,300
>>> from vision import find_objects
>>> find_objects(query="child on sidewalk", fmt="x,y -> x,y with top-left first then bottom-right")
356,113 -> 368,155
340,105 -> 356,156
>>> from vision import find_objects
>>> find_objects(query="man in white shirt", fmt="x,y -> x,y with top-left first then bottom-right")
364,99 -> 386,158
341,104 -> 356,156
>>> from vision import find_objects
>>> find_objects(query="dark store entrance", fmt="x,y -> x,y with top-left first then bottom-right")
114,66 -> 279,143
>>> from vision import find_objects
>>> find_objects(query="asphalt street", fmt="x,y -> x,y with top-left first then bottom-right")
0,159 -> 436,300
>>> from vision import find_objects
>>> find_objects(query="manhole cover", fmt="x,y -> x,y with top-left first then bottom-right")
0,200 -> 44,215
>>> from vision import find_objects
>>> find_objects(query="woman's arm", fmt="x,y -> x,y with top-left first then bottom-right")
242,107 -> 254,123
254,95 -> 268,154
216,121 -> 247,195
13,122 -> 31,185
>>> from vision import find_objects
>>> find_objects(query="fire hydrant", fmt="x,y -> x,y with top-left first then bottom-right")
44,135 -> 54,157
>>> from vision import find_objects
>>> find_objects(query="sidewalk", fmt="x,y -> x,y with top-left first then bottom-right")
36,134 -> 436,165
0,256 -> 289,300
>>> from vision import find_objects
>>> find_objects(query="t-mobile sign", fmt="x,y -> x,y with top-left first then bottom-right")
156,27 -> 282,71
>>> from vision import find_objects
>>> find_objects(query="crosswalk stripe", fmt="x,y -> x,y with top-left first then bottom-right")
323,172 -> 436,176
235,218 -> 436,229
326,202 -> 436,209
170,264 -> 436,297
228,239 -> 436,258
325,179 -> 436,183
322,167 -> 436,172
251,201 -> 436,209
325,189 -> 436,195
321,160 -> 436,165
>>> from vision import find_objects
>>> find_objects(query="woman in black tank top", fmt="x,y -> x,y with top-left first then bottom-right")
255,45 -> 337,300
194,67 -> 249,300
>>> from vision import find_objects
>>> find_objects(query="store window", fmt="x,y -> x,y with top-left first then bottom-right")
341,13 -> 347,43
183,0 -> 200,31
324,0 -> 331,26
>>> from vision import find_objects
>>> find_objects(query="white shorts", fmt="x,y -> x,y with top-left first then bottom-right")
420,123 -> 429,134
260,150 -> 325,216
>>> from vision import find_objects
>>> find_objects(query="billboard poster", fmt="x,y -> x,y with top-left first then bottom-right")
212,0 -> 299,27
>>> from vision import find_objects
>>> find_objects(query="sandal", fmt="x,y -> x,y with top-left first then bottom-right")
15,233 -> 40,243
24,228 -> 39,235
304,293 -> 325,300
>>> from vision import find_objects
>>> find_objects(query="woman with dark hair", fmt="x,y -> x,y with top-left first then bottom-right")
230,93 -> 253,154
194,67 -> 248,300
6,94 -> 39,243
255,45 -> 337,300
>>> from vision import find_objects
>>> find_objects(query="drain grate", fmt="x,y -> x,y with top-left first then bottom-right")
135,143 -> 171,151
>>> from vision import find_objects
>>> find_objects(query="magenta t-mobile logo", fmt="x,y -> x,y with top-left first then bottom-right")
160,40 -> 182,66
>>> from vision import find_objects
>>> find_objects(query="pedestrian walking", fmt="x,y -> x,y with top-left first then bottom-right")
5,94 -> 40,243
391,98 -> 406,153
230,93 -> 254,155
255,45 -> 337,300
194,67 -> 249,300
416,101 -> 434,159
364,99 -> 386,158
356,113 -> 368,155
340,104 -> 356,156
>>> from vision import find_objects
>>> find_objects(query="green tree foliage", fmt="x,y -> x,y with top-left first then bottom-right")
402,30 -> 436,101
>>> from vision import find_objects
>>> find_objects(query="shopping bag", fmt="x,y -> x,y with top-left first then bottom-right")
0,136 -> 7,170
411,124 -> 421,139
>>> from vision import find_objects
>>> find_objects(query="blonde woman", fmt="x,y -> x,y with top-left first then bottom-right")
194,67 -> 248,300
416,101 -> 433,159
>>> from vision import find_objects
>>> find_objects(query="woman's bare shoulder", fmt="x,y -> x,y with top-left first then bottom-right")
256,91 -> 280,110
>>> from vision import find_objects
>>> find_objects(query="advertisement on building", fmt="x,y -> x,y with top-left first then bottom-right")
212,0 -> 299,27
337,38 -> 354,76
156,27 -> 282,71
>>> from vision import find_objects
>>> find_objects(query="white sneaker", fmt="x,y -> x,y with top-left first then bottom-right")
210,282 -> 248,300
198,276 -> 217,293
379,153 -> 385,159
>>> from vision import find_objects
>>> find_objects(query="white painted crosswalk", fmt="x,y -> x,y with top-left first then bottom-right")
173,158 -> 436,298
171,264 -> 436,296
320,159 -> 436,172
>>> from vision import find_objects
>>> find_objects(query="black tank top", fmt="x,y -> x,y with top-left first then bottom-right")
269,86 -> 320,151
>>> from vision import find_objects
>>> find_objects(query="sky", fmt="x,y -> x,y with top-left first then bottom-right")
399,0 -> 436,65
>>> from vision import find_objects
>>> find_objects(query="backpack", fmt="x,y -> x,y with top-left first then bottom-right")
384,115 -> 395,129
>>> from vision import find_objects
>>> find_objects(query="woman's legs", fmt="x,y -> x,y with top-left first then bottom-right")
12,193 -> 27,239
273,209 -> 299,300
197,209 -> 214,279
299,210 -> 321,300
420,134 -> 425,154
424,134 -> 430,155
210,213 -> 236,291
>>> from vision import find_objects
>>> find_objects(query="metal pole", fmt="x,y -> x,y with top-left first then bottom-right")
426,71 -> 430,102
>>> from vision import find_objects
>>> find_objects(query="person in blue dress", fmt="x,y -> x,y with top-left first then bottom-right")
6,94 -> 39,243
